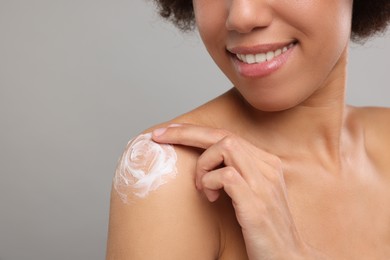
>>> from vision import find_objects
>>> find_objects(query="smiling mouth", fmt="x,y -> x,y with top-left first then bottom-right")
232,42 -> 297,64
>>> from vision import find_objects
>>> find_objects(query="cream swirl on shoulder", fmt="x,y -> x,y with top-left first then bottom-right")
113,133 -> 177,203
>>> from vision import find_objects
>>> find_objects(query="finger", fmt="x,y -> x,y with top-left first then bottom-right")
200,166 -> 253,203
152,124 -> 230,150
196,135 -> 273,190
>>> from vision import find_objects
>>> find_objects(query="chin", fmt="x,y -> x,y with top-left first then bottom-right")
249,102 -> 297,113
238,89 -> 305,113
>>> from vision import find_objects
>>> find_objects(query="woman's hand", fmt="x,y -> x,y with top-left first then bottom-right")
152,124 -> 324,260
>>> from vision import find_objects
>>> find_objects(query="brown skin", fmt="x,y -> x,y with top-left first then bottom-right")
106,0 -> 390,258
106,93 -> 390,259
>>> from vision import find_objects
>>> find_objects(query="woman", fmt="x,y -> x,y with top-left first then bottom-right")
107,0 -> 390,259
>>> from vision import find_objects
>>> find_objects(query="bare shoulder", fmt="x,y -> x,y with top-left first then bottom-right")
351,106 -> 390,169
355,106 -> 390,122
106,127 -> 221,260
353,106 -> 390,140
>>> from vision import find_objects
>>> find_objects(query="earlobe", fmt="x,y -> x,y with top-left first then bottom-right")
113,133 -> 178,203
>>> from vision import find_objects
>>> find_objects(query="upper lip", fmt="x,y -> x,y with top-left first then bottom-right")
227,41 -> 296,55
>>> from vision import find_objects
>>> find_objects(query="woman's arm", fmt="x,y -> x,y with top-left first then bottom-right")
106,136 -> 220,259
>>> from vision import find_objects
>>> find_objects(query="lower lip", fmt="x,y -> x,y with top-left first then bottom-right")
231,44 -> 295,78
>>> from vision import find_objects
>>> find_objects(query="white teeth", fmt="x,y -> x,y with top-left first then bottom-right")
255,53 -> 266,63
246,54 -> 255,64
266,51 -> 274,61
274,48 -> 282,57
236,43 -> 295,64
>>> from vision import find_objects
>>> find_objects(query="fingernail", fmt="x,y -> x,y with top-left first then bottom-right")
168,123 -> 182,128
153,128 -> 167,137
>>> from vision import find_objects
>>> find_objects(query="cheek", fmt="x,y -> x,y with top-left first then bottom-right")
279,0 -> 353,43
194,0 -> 227,57
278,0 -> 353,77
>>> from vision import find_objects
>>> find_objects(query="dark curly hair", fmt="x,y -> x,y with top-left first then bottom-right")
153,0 -> 390,41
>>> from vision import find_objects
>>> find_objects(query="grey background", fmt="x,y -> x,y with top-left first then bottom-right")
0,0 -> 388,259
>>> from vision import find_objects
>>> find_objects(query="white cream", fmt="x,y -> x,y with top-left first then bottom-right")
113,133 -> 177,203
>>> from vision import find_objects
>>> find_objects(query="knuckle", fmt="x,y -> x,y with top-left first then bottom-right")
222,166 -> 237,184
266,171 -> 285,189
220,135 -> 238,152
267,172 -> 281,185
268,155 -> 282,168
200,175 -> 209,187
268,156 -> 284,176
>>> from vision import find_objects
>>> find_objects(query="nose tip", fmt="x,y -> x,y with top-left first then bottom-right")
225,0 -> 273,33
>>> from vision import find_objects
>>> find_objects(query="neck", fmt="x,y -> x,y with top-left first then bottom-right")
227,54 -> 351,171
